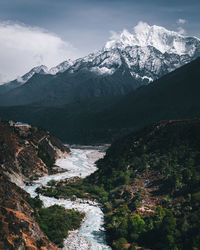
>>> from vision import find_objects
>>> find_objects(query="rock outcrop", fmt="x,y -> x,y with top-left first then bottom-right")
0,118 -> 70,249
0,171 -> 58,249
0,118 -> 70,186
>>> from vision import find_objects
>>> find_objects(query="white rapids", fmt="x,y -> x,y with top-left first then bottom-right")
24,148 -> 111,250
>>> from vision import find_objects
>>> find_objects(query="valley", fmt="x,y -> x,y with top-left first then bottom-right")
1,111 -> 200,249
37,119 -> 200,249
25,147 -> 111,250
0,15 -> 200,250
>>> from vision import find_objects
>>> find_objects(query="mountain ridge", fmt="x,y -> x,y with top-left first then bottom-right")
0,22 -> 200,107
0,56 -> 199,144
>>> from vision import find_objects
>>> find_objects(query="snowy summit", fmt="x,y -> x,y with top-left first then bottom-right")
7,22 -> 200,85
105,21 -> 200,56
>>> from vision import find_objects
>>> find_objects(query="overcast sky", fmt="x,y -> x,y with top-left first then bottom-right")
0,0 -> 199,83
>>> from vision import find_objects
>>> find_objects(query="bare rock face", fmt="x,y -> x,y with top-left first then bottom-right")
0,172 -> 58,250
0,118 -> 70,185
0,118 -> 70,249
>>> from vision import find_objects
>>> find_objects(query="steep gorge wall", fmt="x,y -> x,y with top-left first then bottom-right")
0,118 -> 70,249
0,118 -> 70,186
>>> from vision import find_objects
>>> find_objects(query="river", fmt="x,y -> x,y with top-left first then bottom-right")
24,147 -> 112,250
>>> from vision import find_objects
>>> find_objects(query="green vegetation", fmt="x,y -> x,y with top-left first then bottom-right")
35,119 -> 200,249
26,195 -> 43,209
47,179 -> 57,186
36,178 -> 109,203
96,120 -> 200,249
27,196 -> 84,247
36,205 -> 84,247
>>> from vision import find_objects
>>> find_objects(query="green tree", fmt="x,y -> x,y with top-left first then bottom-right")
129,214 -> 146,241
113,237 -> 127,250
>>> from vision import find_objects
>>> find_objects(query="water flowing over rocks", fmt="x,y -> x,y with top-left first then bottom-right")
24,147 -> 111,250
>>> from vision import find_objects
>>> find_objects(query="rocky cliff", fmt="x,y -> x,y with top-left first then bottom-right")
0,118 -> 70,186
0,118 -> 70,249
0,171 -> 58,250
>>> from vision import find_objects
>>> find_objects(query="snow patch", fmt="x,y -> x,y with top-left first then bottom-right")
90,66 -> 115,75
49,60 -> 73,74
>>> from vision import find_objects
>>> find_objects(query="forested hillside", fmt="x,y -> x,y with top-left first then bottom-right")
39,119 -> 200,249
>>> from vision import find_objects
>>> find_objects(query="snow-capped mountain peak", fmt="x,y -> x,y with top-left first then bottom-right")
18,65 -> 49,83
49,60 -> 73,75
14,22 -> 200,89
104,21 -> 200,56
17,60 -> 74,84
1,22 -> 200,107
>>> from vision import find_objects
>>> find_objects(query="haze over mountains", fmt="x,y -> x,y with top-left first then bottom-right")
0,23 -> 200,107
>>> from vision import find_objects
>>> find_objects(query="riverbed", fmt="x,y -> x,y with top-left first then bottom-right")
24,147 -> 111,250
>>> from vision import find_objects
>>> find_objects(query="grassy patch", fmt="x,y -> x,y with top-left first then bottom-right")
27,197 -> 85,247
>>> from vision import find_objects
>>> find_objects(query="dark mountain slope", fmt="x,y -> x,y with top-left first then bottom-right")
0,63 -> 141,106
0,96 -> 122,144
0,73 -> 54,106
0,57 -> 199,144
0,79 -> 23,94
93,56 -> 200,129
